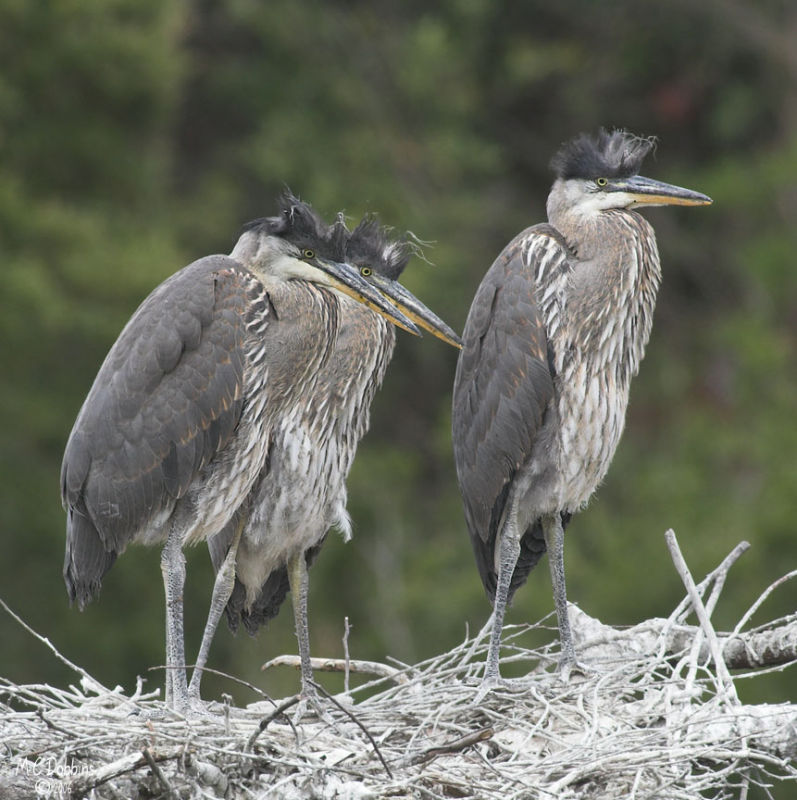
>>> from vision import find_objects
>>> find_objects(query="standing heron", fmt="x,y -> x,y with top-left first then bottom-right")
61,193 -> 431,713
197,214 -> 462,702
452,130 -> 712,689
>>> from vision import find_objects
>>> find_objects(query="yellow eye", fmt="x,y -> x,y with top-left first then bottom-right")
596,177 -> 608,187
302,248 -> 315,259
360,266 -> 372,277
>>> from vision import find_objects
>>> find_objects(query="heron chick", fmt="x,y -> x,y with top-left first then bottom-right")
199,213 -> 462,703
452,130 -> 712,691
61,193 -> 454,713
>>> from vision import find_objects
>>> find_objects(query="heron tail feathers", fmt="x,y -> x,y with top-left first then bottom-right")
63,509 -> 118,610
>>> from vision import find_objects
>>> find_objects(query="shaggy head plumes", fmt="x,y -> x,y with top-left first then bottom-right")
551,129 -> 656,180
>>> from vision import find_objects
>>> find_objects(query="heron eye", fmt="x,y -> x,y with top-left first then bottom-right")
302,248 -> 315,259
596,177 -> 608,187
360,267 -> 372,277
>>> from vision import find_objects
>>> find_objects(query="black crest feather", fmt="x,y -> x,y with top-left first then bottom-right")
551,129 -> 656,180
240,192 -> 412,279
240,190 -> 330,250
346,215 -> 411,280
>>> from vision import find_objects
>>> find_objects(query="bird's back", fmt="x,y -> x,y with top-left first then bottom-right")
61,255 -> 294,607
452,226 -> 562,601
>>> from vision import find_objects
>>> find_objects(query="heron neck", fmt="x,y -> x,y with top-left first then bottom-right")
552,207 -> 662,380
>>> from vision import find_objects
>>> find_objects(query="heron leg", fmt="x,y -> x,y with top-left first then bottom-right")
542,512 -> 577,673
481,495 -> 521,691
187,521 -> 244,704
161,522 -> 188,711
287,550 -> 315,697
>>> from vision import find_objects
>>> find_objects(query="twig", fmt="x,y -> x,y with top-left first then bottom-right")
463,613 -> 495,664
245,694 -> 301,752
656,541 -> 750,664
37,708 -> 79,738
343,617 -> 352,695
142,747 -> 177,799
0,597 -> 108,694
404,726 -> 494,766
733,570 -> 797,636
704,541 -> 751,615
665,530 -> 739,703
668,541 -> 750,626
309,680 -> 393,779
263,655 -> 408,684
69,748 -> 183,795
177,665 -> 273,702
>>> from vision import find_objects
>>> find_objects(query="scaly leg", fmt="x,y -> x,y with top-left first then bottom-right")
542,512 -> 578,675
478,494 -> 521,697
287,551 -> 315,698
285,551 -> 339,726
187,521 -> 244,704
160,522 -> 188,711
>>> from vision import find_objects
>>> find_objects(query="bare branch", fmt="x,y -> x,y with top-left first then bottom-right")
572,607 -> 797,671
403,727 -> 494,766
309,679 -> 393,779
0,597 -> 108,695
343,617 -> 352,694
69,748 -> 183,795
665,529 -> 739,703
263,654 -> 408,684
142,747 -> 178,799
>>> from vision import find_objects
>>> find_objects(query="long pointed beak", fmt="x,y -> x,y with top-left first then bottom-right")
367,272 -> 463,349
313,257 -> 421,336
610,175 -> 713,208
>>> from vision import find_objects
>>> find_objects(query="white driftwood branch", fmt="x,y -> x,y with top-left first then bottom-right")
572,604 -> 797,671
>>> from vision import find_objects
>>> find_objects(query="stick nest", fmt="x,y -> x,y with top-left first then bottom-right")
1,536 -> 796,799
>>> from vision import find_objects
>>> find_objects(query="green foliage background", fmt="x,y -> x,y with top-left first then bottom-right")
1,0 -> 795,714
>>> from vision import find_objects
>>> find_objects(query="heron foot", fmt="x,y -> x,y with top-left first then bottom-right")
472,674 -> 527,705
556,655 -> 593,683
165,694 -> 218,720
290,685 -> 337,728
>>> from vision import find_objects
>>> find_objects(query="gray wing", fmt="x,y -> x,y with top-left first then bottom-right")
452,225 -> 570,601
61,255 -> 251,606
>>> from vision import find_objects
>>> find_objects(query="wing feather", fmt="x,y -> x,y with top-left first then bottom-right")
452,225 -> 571,599
61,255 -> 254,604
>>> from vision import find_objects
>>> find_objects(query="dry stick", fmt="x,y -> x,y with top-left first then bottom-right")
658,541 -> 749,693
263,655 -> 408,684
176,665 -> 274,702
142,747 -> 178,799
0,597 -> 109,694
404,726 -> 494,767
684,542 -> 749,688
665,530 -> 739,704
732,570 -> 797,637
459,612 -> 496,669
308,680 -> 393,779
69,748 -> 183,795
343,617 -> 352,695
704,541 -> 751,615
37,708 -> 80,738
667,541 -> 751,630
245,694 -> 301,753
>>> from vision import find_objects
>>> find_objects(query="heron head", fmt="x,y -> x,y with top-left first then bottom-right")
231,193 -> 421,335
340,215 -> 462,349
548,129 -> 712,219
